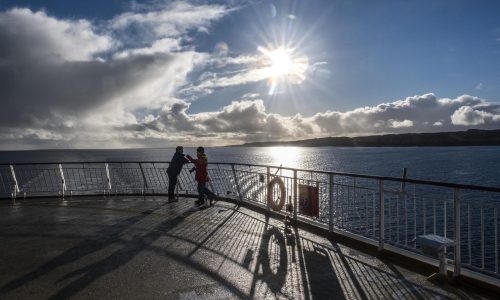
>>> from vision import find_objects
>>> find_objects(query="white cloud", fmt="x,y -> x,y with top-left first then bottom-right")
390,120 -> 414,128
3,93 -> 500,148
0,6 -> 213,130
110,2 -> 228,38
0,8 -> 114,63
475,82 -> 483,90
113,38 -> 182,59
450,106 -> 500,125
241,93 -> 261,99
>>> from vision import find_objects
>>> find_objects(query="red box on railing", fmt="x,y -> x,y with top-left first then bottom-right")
298,184 -> 319,217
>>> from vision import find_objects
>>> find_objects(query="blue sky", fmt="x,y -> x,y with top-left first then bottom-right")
0,0 -> 499,149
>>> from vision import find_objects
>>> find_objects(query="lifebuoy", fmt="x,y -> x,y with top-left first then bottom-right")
267,176 -> 286,211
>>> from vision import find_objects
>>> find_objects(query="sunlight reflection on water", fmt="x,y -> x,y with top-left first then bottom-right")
269,147 -> 301,168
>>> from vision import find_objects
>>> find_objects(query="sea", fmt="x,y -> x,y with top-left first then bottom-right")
1,146 -> 500,187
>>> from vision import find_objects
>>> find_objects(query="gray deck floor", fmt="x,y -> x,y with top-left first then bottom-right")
0,197 -> 495,299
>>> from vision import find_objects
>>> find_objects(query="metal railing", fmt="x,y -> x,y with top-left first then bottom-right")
1,161 -> 499,281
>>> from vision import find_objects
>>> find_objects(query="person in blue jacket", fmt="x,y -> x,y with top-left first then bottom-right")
167,146 -> 189,201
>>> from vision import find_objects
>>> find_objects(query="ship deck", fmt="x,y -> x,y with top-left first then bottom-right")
0,196 -> 496,299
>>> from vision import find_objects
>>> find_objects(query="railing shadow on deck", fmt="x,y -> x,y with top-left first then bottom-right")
0,198 -> 483,299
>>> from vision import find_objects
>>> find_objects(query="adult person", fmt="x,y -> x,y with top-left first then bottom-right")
166,146 -> 189,202
186,146 -> 216,206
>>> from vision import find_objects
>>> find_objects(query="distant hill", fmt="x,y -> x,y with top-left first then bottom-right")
236,129 -> 500,147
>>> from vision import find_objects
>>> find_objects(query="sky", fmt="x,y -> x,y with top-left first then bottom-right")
0,0 -> 499,149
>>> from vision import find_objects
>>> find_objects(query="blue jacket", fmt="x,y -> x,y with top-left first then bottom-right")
167,152 -> 189,176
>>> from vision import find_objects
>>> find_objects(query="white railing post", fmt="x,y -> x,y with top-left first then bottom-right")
10,165 -> 19,200
454,188 -> 461,278
293,170 -> 298,221
378,179 -> 385,252
105,163 -> 111,195
58,164 -> 66,199
329,174 -> 334,232
266,167 -> 270,212
231,164 -> 243,202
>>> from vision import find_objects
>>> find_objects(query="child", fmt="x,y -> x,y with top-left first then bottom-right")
186,146 -> 216,206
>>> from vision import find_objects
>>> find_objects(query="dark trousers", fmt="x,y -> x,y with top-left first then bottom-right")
197,182 -> 215,203
168,173 -> 178,199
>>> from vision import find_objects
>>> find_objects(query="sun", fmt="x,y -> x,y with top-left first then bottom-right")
268,48 -> 294,76
257,46 -> 309,94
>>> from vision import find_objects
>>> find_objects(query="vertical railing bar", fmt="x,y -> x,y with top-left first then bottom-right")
342,183 -> 345,229
424,197 -> 427,235
208,169 -> 216,196
378,179 -> 384,252
413,185 -> 416,248
347,181 -> 351,230
266,167 -> 270,212
444,198 -> 447,238
293,170 -> 298,221
105,163 -> 111,194
365,186 -> 368,234
153,166 -> 162,195
42,166 -> 49,193
433,198 -> 436,235
84,163 -> 89,192
453,188 -> 461,278
468,204 -> 471,265
372,190 -> 376,237
59,163 -> 66,198
38,167 -> 44,194
10,165 -> 19,199
495,207 -> 498,274
404,192 -> 408,246
329,174 -> 334,232
353,177 -> 356,231
397,194 -> 400,244
139,162 -> 148,196
481,207 -> 485,269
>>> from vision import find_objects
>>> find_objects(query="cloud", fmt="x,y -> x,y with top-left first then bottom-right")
3,93 -> 500,148
113,38 -> 182,58
307,93 -> 500,135
127,93 -> 500,146
390,120 -> 414,128
0,8 -> 114,63
450,106 -> 500,125
0,6 -> 214,130
110,2 -> 229,39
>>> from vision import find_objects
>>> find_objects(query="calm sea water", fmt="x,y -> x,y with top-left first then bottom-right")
1,146 -> 499,187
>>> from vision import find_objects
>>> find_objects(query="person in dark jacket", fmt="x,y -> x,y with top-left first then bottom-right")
167,146 -> 189,201
186,146 -> 216,206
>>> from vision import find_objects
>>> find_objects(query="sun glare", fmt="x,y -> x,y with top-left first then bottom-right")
257,46 -> 309,95
268,48 -> 294,76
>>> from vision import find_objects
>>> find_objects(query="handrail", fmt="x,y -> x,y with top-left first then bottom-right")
2,161 -> 500,193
